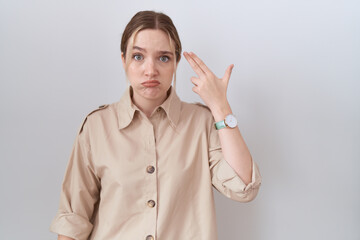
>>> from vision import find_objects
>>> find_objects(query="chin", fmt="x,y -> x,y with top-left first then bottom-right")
140,86 -> 167,101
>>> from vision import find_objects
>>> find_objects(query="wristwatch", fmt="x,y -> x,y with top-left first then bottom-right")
214,114 -> 238,130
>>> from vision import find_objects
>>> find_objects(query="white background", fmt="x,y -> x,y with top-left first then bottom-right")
0,0 -> 359,239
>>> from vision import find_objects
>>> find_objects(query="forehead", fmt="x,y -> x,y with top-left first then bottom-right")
131,29 -> 173,51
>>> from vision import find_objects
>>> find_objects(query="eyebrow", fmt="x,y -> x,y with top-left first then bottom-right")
133,46 -> 174,55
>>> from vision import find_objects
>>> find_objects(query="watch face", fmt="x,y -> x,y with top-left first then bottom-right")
225,114 -> 238,128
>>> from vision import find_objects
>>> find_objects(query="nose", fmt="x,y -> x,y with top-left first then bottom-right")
144,59 -> 158,78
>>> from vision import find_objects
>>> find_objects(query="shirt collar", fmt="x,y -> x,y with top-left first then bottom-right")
117,86 -> 181,130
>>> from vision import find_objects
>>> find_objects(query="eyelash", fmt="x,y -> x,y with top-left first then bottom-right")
133,54 -> 143,61
132,54 -> 171,63
160,56 -> 170,62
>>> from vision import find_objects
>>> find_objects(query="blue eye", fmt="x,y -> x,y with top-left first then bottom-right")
133,54 -> 143,61
160,56 -> 170,63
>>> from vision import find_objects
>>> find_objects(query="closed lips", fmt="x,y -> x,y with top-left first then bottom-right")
142,80 -> 160,87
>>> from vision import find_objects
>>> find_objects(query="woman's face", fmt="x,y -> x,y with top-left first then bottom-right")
122,29 -> 177,106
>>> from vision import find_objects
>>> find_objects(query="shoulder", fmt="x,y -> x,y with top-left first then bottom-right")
78,104 -> 112,134
180,101 -> 214,123
88,104 -> 110,116
193,102 -> 211,112
181,101 -> 211,114
177,101 -> 217,137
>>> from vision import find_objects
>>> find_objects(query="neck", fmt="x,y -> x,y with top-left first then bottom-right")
131,91 -> 169,118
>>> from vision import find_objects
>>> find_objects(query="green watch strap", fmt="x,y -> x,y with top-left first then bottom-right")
214,120 -> 226,130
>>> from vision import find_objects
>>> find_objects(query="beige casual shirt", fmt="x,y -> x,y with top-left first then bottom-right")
50,86 -> 261,240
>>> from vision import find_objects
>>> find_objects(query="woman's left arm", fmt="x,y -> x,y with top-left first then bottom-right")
184,52 -> 252,185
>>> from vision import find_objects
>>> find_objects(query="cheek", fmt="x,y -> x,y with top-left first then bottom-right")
126,64 -> 141,78
162,65 -> 175,76
128,65 -> 137,73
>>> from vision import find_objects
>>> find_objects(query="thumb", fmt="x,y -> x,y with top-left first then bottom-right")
223,64 -> 234,84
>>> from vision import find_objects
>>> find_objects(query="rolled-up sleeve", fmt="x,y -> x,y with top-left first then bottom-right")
208,121 -> 262,203
50,122 -> 100,240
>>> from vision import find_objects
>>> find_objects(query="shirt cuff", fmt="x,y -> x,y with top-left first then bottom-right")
50,212 -> 93,240
213,158 -> 262,202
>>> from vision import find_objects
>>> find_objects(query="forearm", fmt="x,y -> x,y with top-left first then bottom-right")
58,235 -> 75,240
211,102 -> 253,185
182,51 -> 253,184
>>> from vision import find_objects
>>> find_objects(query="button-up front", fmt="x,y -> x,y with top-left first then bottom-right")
146,235 -> 154,240
50,86 -> 261,240
147,200 -> 156,208
146,165 -> 155,174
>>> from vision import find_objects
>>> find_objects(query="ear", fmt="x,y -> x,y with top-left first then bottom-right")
176,54 -> 181,68
175,60 -> 180,69
121,52 -> 126,69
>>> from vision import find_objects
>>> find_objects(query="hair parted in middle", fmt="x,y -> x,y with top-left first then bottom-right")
121,10 -> 182,63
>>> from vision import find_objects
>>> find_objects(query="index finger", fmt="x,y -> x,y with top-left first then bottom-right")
188,52 -> 213,76
183,52 -> 206,78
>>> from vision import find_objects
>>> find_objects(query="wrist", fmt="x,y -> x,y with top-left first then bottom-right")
211,102 -> 232,122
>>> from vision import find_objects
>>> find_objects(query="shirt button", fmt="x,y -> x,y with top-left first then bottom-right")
147,200 -> 156,208
146,235 -> 154,240
146,165 -> 155,174
156,108 -> 161,112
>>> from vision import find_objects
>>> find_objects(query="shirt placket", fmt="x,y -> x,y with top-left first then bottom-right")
143,112 -> 160,240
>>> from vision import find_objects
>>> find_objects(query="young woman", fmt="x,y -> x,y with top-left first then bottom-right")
50,10 -> 261,240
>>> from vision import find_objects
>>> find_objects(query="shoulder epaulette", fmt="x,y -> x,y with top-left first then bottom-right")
194,102 -> 211,111
78,104 -> 109,134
